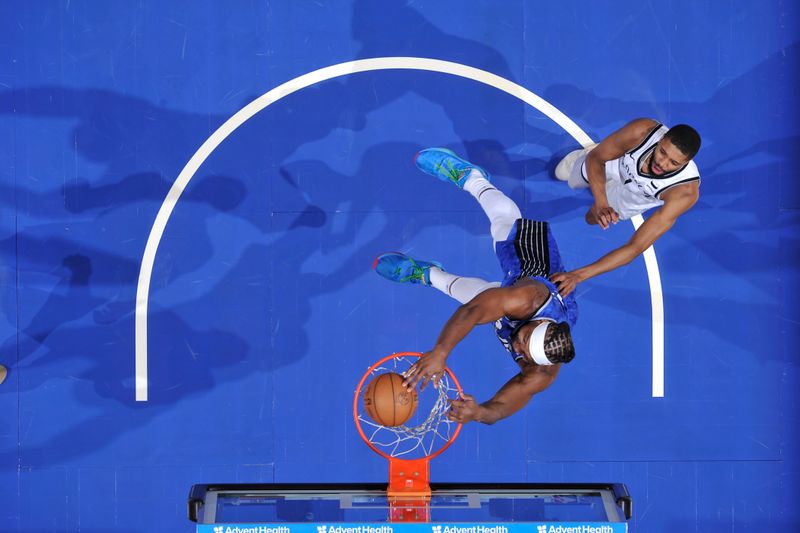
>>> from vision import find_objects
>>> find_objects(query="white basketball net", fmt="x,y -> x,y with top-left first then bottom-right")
356,355 -> 460,459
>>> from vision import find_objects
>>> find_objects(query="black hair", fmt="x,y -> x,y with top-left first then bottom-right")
544,322 -> 575,364
664,124 -> 701,159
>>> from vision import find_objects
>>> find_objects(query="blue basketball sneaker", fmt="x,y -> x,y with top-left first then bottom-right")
414,148 -> 489,188
372,252 -> 442,286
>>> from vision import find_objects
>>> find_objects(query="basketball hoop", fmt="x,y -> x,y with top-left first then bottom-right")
353,352 -> 463,522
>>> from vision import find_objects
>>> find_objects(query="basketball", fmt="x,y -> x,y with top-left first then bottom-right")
363,372 -> 418,427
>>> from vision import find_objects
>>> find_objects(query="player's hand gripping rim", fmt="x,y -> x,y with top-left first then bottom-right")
446,392 -> 480,424
403,351 -> 446,391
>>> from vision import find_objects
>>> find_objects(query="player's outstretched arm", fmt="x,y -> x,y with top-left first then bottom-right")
585,118 -> 660,229
404,284 -> 543,390
551,183 -> 699,296
447,365 -> 560,424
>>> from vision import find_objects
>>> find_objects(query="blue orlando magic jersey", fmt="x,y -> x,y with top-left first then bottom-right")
494,276 -> 577,362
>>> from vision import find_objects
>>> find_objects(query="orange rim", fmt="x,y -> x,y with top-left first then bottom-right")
353,351 -> 463,461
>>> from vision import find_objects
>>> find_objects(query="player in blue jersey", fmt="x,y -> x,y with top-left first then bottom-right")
373,148 -> 577,425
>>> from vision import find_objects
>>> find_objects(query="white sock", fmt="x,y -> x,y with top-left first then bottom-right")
463,169 -> 495,199
462,170 -> 521,243
429,267 -> 500,304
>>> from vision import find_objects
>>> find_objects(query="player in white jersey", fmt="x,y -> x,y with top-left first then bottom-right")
550,118 -> 701,296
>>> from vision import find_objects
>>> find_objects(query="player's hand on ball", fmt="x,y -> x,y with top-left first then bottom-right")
403,351 -> 446,391
447,392 -> 480,423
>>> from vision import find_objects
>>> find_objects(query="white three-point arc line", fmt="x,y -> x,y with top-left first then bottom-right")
134,57 -> 665,401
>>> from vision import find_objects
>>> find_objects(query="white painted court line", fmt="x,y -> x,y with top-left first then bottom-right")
632,216 -> 665,397
135,57 -> 664,401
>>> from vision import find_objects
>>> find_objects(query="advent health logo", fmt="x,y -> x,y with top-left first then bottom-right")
537,526 -> 615,533
198,525 -> 621,533
208,524 -> 291,533
426,527 -> 508,533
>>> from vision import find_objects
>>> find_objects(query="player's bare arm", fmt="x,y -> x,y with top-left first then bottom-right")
447,363 -> 560,424
404,281 -> 547,390
551,182 -> 699,296
585,118 -> 660,229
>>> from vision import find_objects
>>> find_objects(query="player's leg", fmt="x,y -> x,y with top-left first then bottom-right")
554,144 -> 597,190
462,169 -> 521,244
429,268 -> 501,304
414,148 -> 521,244
373,252 -> 500,304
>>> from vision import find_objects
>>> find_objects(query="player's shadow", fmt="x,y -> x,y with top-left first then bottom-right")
351,0 -> 518,79
0,168 -> 250,367
349,0 -> 587,164
0,251 -> 249,400
64,172 -> 246,215
0,245 -> 253,465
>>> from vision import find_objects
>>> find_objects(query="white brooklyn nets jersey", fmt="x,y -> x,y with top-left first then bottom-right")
580,123 -> 700,220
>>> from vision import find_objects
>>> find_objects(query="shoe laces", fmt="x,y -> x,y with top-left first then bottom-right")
436,160 -> 464,184
397,257 -> 429,285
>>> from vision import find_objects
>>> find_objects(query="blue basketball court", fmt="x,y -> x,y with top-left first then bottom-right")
1,1 -> 798,531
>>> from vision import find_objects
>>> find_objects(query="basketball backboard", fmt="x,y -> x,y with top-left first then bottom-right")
188,483 -> 632,532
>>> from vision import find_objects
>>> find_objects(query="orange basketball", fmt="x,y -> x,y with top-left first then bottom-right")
363,372 -> 418,427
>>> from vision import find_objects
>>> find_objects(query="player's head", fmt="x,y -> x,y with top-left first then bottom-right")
651,124 -> 701,175
664,124 -> 701,159
514,320 -> 575,365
